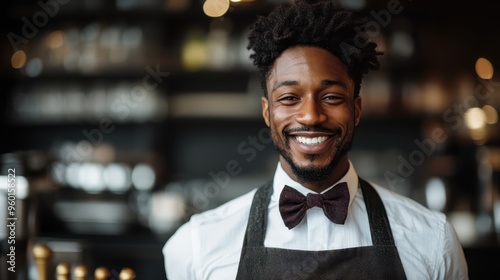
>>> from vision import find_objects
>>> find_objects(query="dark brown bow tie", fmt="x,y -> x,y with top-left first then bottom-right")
278,183 -> 350,229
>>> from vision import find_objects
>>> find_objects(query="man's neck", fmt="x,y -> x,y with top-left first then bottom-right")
280,157 -> 350,193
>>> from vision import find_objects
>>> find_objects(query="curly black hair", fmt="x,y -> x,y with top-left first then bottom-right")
247,0 -> 382,97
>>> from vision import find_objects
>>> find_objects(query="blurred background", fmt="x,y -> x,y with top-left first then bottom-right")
0,0 -> 499,279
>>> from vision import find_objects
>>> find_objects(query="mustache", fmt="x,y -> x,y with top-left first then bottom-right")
284,126 -> 341,135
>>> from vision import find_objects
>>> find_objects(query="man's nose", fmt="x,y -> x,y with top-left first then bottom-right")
296,97 -> 327,126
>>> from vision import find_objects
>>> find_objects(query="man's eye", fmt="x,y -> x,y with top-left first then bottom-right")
278,96 -> 299,102
323,95 -> 340,100
323,95 -> 343,103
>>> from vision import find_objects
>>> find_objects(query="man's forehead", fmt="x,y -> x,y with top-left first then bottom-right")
267,46 -> 353,90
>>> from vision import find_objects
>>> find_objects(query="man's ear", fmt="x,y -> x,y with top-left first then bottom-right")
262,96 -> 270,127
355,96 -> 362,126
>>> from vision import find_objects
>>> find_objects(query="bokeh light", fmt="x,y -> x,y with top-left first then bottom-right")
25,58 -> 44,77
104,163 -> 132,193
46,31 -> 65,49
465,107 -> 487,130
425,177 -> 447,212
132,163 -> 156,191
475,57 -> 494,80
203,0 -> 230,18
11,50 -> 27,69
482,105 -> 498,125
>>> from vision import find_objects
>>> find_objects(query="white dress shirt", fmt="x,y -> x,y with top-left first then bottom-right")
163,161 -> 468,280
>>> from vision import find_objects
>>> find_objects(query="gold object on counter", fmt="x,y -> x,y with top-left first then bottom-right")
56,262 -> 71,280
32,244 -> 52,280
74,264 -> 89,280
119,267 -> 136,280
95,266 -> 111,280
32,242 -> 137,280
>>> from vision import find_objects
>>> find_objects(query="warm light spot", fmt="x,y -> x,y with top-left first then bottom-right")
11,50 -> 27,69
469,128 -> 487,144
421,80 -> 449,113
465,107 -> 487,130
482,105 -> 498,124
475,57 -> 494,80
46,30 -> 64,49
203,0 -> 230,18
181,36 -> 208,70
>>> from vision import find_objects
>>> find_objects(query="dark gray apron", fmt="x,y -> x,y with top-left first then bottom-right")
235,178 -> 407,280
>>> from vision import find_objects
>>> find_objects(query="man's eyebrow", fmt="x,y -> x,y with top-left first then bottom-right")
271,79 -> 348,92
322,79 -> 348,90
271,80 -> 299,92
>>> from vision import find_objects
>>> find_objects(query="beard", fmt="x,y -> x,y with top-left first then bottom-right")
272,125 -> 355,184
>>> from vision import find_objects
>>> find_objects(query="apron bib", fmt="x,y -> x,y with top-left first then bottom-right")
235,178 -> 407,280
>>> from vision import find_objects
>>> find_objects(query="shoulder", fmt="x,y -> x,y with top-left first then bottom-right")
371,183 -> 447,229
190,187 -> 257,228
367,182 -> 448,233
366,181 -> 467,277
163,187 -> 258,278
167,186 -> 257,245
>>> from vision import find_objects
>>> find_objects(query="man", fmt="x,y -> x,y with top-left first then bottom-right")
163,0 -> 468,279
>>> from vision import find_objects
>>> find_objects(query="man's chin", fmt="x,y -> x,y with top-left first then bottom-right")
290,161 -> 334,184
294,153 -> 333,168
293,161 -> 328,171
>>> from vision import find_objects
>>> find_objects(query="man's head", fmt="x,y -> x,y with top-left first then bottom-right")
247,0 -> 381,189
247,0 -> 381,98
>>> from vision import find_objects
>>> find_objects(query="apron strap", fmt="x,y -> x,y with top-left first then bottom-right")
241,181 -> 273,248
359,178 -> 397,246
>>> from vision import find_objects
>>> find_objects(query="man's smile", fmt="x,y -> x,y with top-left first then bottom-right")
284,125 -> 341,155
295,135 -> 329,145
288,133 -> 336,155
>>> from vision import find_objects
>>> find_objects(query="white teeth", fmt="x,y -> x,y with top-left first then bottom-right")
296,136 -> 328,145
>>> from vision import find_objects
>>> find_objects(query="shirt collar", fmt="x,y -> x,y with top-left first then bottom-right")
272,160 -> 359,208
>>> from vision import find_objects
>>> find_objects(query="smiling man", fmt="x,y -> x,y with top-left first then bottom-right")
163,0 -> 468,279
263,46 -> 358,192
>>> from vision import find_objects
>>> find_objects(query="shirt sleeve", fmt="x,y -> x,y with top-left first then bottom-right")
436,220 -> 469,280
163,222 -> 197,280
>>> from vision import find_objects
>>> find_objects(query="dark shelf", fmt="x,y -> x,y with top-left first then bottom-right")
7,67 -> 256,81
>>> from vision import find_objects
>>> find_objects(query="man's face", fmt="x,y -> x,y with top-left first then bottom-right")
262,46 -> 361,186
